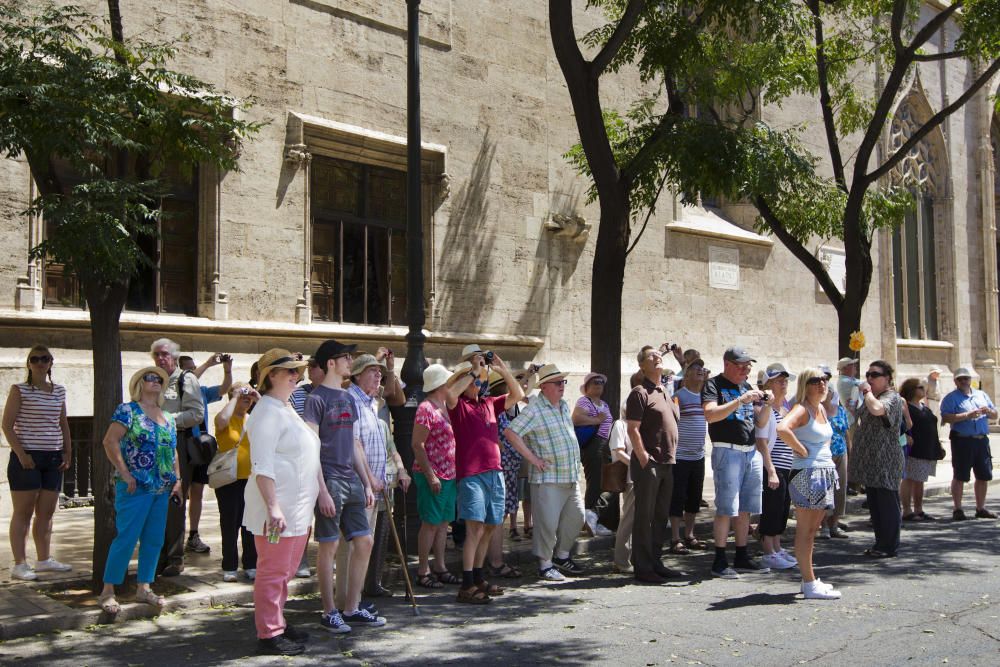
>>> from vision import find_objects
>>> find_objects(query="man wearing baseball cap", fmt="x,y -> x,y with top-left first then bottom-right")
702,346 -> 772,579
940,368 -> 998,520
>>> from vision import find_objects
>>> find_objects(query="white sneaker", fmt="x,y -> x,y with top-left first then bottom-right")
34,558 -> 72,572
762,553 -> 795,570
802,579 -> 841,599
778,549 -> 797,565
593,523 -> 614,537
584,510 -> 600,536
539,566 -> 566,581
11,563 -> 37,581
222,570 -> 238,582
800,578 -> 835,593
244,568 -> 256,581
296,566 -> 311,578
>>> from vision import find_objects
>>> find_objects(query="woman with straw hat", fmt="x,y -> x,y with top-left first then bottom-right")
411,363 -> 460,588
98,365 -> 179,614
243,349 -> 322,656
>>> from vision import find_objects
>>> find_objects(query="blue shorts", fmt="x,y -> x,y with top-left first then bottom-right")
458,470 -> 505,525
711,446 -> 763,517
7,450 -> 64,492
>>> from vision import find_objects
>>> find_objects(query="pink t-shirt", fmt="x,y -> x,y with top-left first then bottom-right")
412,400 -> 457,480
448,394 -> 505,479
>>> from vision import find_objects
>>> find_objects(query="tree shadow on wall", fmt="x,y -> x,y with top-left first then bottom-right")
435,130 -> 499,333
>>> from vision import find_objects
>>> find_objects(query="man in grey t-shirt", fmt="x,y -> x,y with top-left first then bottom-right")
303,339 -> 384,632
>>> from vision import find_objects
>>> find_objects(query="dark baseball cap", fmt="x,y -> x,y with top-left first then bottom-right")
723,346 -> 756,364
314,339 -> 357,370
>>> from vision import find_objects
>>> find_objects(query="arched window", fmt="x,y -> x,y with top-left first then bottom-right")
889,97 -> 944,340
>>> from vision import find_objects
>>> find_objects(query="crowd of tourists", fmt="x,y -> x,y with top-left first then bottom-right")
2,340 -> 997,655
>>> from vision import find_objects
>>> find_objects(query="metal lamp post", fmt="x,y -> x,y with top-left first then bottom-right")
390,0 -> 428,553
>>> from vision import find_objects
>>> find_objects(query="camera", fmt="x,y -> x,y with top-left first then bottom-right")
240,386 -> 251,396
217,353 -> 232,363
483,351 -> 495,365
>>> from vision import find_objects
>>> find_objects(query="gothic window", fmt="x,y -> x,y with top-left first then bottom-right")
310,155 -> 407,325
889,99 -> 941,340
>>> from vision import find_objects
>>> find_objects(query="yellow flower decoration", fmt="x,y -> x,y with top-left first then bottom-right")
849,330 -> 866,352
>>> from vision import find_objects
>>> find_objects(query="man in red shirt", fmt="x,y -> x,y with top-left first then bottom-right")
446,351 -> 524,603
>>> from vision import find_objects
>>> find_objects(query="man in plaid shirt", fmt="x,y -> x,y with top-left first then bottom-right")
505,364 -> 586,581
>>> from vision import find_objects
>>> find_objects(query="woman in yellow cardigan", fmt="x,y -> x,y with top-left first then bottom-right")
214,381 -> 258,582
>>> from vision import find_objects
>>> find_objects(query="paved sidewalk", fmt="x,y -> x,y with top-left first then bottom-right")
0,435 -> 997,640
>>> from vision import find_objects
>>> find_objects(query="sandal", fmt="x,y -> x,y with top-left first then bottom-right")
489,563 -> 522,579
509,528 -> 522,541
416,573 -> 443,589
902,512 -> 919,522
863,548 -> 895,559
477,580 -> 505,596
98,592 -> 120,614
684,536 -> 707,550
134,588 -> 166,608
524,527 -> 533,538
434,569 -> 460,585
669,540 -> 690,555
456,586 -> 491,604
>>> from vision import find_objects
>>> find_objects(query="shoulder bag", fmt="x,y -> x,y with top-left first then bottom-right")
177,370 -> 219,466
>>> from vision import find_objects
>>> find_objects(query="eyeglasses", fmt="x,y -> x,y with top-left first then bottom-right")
806,377 -> 828,385
865,371 -> 885,379
545,379 -> 568,386
142,373 -> 164,384
29,355 -> 52,364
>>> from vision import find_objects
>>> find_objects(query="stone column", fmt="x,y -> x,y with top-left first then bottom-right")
285,143 -> 313,324
15,172 -> 43,311
974,68 -> 999,398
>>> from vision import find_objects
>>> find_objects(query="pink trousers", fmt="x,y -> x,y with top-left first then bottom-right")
253,534 -> 308,639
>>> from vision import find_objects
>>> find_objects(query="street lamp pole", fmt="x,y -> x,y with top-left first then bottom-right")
392,0 -> 427,552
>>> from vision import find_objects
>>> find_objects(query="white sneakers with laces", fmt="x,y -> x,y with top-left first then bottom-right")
802,578 -> 841,599
34,558 -> 72,573
762,552 -> 796,570
11,562 -> 37,581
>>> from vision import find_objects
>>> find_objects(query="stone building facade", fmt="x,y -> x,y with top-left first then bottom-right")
0,1 -> 997,493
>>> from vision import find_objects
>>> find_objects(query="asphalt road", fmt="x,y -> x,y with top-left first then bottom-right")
1,494 -> 998,667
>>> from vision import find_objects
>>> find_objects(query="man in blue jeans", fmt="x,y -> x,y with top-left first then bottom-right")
940,368 -> 998,520
702,347 -> 772,579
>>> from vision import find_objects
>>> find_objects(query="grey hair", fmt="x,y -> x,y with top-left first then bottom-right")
150,338 -> 180,358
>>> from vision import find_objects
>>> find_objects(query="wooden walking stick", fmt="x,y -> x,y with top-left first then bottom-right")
384,492 -> 419,616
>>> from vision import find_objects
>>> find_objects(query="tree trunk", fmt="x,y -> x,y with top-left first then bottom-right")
591,189 -> 631,418
84,279 -> 128,591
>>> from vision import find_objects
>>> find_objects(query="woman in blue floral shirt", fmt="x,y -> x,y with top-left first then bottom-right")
822,391 -> 851,539
98,366 -> 182,614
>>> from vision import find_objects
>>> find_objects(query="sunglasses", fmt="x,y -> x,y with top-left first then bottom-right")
865,371 -> 885,379
29,355 -> 52,364
806,377 -> 828,385
142,373 -> 164,384
590,379 -> 607,385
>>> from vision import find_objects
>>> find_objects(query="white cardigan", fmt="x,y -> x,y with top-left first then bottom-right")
243,395 -> 320,537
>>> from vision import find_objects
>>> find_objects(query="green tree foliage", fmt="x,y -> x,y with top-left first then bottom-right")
563,0 -> 1000,356
0,1 -> 263,586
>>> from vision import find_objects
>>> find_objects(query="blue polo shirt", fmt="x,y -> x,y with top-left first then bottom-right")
940,388 -> 995,437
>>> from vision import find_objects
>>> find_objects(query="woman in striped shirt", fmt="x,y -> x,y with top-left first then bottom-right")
2,345 -> 72,581
754,363 -> 798,571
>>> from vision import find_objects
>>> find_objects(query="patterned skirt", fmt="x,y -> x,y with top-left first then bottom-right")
788,466 -> 839,511
500,440 -> 523,516
904,456 -> 936,483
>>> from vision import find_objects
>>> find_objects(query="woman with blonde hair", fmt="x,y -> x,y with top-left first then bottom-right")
99,365 -> 181,613
778,367 -> 840,599
2,345 -> 72,581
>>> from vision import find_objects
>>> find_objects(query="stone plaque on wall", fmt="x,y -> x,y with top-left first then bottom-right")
817,246 -> 847,297
709,246 -> 740,290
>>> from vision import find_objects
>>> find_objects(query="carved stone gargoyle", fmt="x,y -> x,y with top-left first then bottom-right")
544,212 -> 591,242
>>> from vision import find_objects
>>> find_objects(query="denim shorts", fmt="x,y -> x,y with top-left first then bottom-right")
458,470 -> 505,525
314,475 -> 372,542
7,450 -> 64,492
711,446 -> 763,517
